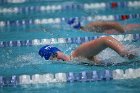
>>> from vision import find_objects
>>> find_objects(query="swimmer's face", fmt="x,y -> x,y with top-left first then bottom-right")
49,53 -> 58,60
49,52 -> 65,61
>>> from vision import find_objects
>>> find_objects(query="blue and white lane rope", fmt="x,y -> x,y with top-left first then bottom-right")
0,1 -> 140,14
0,0 -> 26,4
0,13 -> 140,27
0,1 -> 140,9
0,34 -> 140,48
0,0 -> 61,4
0,68 -> 140,87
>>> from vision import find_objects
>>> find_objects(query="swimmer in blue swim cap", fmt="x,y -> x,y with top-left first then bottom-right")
39,36 -> 136,64
38,45 -> 70,61
67,17 -> 82,29
67,18 -> 140,34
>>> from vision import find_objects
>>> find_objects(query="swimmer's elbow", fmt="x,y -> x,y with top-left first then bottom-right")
93,56 -> 101,65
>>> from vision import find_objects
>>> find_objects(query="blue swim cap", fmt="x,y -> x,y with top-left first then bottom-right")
67,18 -> 81,29
38,45 -> 61,60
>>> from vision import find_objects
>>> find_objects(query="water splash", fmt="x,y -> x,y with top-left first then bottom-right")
0,53 -> 43,68
97,44 -> 140,65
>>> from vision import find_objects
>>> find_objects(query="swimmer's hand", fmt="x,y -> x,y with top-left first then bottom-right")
122,51 -> 137,60
126,53 -> 137,60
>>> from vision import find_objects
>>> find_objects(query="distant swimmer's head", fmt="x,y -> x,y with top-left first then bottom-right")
67,17 -> 82,29
38,45 -> 61,60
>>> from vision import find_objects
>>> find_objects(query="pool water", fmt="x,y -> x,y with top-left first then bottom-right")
0,0 -> 140,93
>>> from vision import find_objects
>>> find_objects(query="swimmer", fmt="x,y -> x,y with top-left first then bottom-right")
38,36 -> 135,65
67,18 -> 140,34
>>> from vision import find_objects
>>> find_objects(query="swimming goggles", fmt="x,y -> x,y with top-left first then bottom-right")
49,53 -> 58,60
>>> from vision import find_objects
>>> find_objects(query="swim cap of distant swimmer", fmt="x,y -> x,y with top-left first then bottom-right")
67,18 -> 81,29
38,45 -> 61,60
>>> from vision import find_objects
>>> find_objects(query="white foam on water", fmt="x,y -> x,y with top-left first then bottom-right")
97,44 -> 140,65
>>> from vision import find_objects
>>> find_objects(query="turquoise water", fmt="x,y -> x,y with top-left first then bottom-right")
0,0 -> 140,93
1,79 -> 140,93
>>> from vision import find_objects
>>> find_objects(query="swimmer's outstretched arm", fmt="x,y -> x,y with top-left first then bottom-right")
72,36 -> 135,64
80,21 -> 125,33
123,24 -> 140,32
